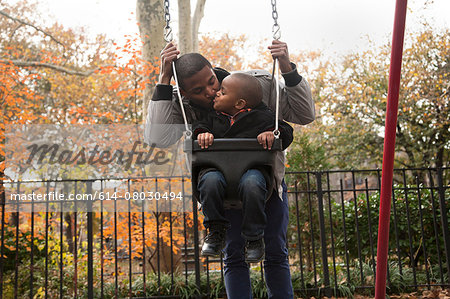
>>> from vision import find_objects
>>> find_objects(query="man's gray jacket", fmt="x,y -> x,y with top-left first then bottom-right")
144,64 -> 315,198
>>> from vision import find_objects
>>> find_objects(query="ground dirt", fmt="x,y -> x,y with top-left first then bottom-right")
298,287 -> 450,299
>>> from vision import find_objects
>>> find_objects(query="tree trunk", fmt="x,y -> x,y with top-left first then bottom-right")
178,0 -> 192,54
136,0 -> 166,122
191,0 -> 206,53
137,0 -> 206,120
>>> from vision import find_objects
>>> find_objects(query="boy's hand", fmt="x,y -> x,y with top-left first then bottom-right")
197,133 -> 214,149
257,131 -> 275,150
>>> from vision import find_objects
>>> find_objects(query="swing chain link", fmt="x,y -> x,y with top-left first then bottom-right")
271,0 -> 281,40
273,129 -> 280,139
163,0 -> 173,42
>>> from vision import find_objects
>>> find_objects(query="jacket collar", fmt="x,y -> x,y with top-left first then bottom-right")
219,108 -> 252,126
213,67 -> 230,83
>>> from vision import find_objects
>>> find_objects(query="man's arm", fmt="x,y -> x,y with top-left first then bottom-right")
144,42 -> 186,148
144,84 -> 185,147
255,40 -> 315,125
279,65 -> 315,124
278,119 -> 294,150
158,42 -> 179,85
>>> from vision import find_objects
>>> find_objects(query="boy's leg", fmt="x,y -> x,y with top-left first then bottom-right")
263,180 -> 294,299
238,169 -> 267,240
197,170 -> 229,256
197,170 -> 228,228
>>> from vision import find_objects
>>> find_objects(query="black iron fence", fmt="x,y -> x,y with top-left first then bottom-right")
0,167 -> 448,298
285,167 -> 449,297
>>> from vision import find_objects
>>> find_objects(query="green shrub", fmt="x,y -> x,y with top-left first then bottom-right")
331,185 -> 449,270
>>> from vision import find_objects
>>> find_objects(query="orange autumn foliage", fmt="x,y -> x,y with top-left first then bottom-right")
0,0 -> 194,272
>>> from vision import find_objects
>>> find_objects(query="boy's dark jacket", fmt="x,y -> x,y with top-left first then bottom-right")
193,102 -> 293,150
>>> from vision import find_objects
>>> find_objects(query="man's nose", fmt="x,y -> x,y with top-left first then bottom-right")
206,86 -> 216,97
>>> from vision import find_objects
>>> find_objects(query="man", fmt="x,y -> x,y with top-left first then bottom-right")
144,40 -> 315,299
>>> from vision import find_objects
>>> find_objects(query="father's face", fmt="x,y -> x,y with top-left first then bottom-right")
180,65 -> 220,108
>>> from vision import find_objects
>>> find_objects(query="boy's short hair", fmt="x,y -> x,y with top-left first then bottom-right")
174,53 -> 212,90
231,73 -> 263,108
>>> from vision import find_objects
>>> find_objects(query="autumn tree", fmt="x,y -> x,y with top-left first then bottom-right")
1,0 -> 200,285
316,28 -> 449,169
137,0 -> 207,120
395,28 -> 449,168
1,0 -> 161,176
198,33 -> 248,71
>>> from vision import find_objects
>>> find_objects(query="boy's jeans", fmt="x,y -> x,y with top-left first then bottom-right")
197,170 -> 293,299
197,169 -> 267,239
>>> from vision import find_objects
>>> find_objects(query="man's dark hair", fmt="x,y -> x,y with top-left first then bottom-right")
231,73 -> 263,108
174,53 -> 212,90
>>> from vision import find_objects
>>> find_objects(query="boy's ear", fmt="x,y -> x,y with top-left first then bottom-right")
235,99 -> 246,110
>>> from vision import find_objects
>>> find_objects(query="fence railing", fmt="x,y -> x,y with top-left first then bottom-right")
285,167 -> 449,297
0,167 -> 448,298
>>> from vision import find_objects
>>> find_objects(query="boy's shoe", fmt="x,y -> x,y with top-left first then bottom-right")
201,227 -> 226,257
245,238 -> 265,263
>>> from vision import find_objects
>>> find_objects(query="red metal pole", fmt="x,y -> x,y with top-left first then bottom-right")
375,1 -> 407,298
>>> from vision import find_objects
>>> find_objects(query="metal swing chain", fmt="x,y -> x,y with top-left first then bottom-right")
163,0 -> 192,138
271,0 -> 281,40
270,0 -> 281,139
163,0 -> 173,42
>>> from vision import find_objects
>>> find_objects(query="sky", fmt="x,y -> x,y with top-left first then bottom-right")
18,0 -> 450,57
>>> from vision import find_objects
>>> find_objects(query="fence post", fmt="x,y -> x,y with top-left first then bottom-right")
86,181 -> 94,299
0,178 -> 4,299
437,168 -> 450,282
192,196 -> 201,292
316,172 -> 331,297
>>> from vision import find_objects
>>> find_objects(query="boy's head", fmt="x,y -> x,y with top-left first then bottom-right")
213,73 -> 263,115
175,53 -> 220,108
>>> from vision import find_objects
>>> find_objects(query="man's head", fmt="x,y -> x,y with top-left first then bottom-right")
175,53 -> 220,108
212,73 -> 263,115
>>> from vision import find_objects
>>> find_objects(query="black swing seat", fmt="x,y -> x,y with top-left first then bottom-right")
185,138 -> 282,209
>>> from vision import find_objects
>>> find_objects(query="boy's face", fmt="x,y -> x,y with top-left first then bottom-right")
180,65 -> 220,108
213,75 -> 242,115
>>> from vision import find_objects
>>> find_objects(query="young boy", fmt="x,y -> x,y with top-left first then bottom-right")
193,72 -> 293,263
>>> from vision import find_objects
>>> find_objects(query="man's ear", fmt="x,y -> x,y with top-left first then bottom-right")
235,99 -> 246,110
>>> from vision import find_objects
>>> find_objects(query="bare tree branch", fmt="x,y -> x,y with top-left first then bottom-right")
0,58 -> 143,79
0,58 -> 105,76
0,9 -> 66,49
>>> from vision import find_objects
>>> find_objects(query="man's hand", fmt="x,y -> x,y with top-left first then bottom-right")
159,42 -> 180,85
197,132 -> 214,149
268,40 -> 292,73
257,131 -> 275,150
